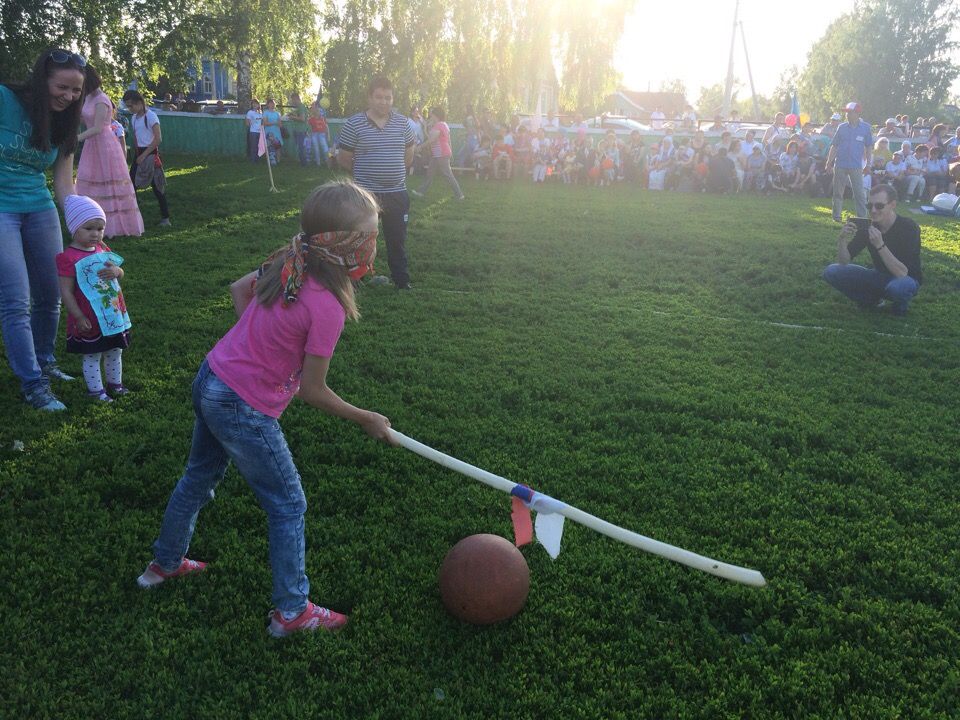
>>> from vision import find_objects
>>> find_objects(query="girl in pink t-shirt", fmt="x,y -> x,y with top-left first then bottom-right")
139,180 -> 395,638
411,107 -> 465,201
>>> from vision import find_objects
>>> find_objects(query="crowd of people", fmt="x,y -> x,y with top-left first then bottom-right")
441,108 -> 960,205
242,93 -> 332,167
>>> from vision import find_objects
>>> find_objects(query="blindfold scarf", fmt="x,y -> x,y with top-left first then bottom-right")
271,230 -> 378,305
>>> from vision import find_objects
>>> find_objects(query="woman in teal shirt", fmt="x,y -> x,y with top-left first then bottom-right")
0,49 -> 85,410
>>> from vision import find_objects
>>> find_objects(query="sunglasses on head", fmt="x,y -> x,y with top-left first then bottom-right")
867,202 -> 887,211
49,49 -> 87,67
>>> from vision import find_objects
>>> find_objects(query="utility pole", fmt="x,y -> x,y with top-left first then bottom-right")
739,20 -> 761,120
722,0 -> 739,118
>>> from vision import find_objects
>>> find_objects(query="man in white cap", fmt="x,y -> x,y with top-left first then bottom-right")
820,112 -> 842,139
826,101 -> 872,221
877,118 -> 906,139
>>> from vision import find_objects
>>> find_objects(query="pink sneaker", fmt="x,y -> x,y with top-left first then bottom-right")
267,601 -> 349,637
137,558 -> 207,588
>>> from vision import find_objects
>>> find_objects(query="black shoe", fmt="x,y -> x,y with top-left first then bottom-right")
396,282 -> 413,291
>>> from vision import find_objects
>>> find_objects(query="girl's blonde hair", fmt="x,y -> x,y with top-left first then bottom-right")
256,180 -> 380,320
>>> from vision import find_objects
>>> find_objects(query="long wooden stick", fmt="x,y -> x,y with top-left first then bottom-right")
391,430 -> 767,587
261,127 -> 279,193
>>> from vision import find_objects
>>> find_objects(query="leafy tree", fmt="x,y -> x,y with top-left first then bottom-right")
553,0 -> 635,112
323,0 -> 637,119
659,78 -> 688,98
696,82 -> 737,120
798,0 -> 959,121
0,0 -> 65,82
185,0 -> 322,111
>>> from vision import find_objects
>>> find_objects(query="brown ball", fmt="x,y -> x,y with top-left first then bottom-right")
439,533 -> 530,625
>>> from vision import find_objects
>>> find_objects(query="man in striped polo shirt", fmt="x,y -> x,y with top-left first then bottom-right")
336,77 -> 416,290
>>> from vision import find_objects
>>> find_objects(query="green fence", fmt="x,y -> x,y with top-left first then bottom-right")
148,112 -> 369,157
146,111 -> 479,158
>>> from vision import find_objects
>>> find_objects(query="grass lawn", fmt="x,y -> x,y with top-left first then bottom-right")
2,157 -> 959,719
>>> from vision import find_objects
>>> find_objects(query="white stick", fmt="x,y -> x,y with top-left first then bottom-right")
392,430 -> 767,587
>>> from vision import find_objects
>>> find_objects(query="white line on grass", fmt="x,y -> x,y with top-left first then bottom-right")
645,309 -> 952,342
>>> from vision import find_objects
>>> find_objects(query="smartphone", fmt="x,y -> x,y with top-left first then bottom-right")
849,216 -> 872,243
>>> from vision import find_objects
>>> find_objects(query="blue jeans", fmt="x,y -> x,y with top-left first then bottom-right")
293,130 -> 309,166
152,360 -> 309,613
309,132 -> 329,167
822,263 -> 919,314
0,208 -> 63,393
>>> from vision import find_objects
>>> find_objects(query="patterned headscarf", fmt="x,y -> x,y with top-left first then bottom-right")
271,230 -> 378,305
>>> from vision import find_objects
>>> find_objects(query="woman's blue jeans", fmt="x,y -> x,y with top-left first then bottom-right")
0,208 -> 63,394
152,360 -> 309,613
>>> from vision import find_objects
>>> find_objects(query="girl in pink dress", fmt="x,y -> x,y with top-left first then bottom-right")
76,65 -> 143,238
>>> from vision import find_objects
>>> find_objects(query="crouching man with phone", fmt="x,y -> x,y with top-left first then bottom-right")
822,184 -> 922,316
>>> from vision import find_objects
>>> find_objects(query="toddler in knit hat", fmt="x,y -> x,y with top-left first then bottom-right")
64,195 -> 107,238
56,196 -> 132,402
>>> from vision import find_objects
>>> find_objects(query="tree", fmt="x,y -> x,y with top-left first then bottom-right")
0,0 -> 65,82
189,0 -> 322,111
696,82 -> 736,119
798,0 -> 959,121
659,78 -> 687,98
553,0 -> 636,112
322,0 -> 638,118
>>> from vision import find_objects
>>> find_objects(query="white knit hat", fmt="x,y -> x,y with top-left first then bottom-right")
64,195 -> 106,236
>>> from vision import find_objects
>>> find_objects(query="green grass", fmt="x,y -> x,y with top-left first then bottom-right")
2,158 -> 959,719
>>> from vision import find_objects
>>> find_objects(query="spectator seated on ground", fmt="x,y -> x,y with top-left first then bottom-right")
623,131 -> 646,183
896,114 -> 911,136
911,117 -> 929,139
491,134 -> 514,179
763,113 -> 786,150
647,137 -> 675,191
945,126 -> 960,150
744,145 -> 767,191
473,138 -> 493,180
925,147 -> 950,197
706,146 -> 737,193
870,156 -> 888,188
877,117 -> 906,139
885,151 -> 907,193
513,126 -> 532,172
673,139 -> 696,190
793,146 -> 818,195
903,144 -> 927,202
728,139 -> 746,190
690,129 -> 706,152
779,141 -> 800,188
810,125 -> 833,160
795,124 -> 817,155
873,137 -> 893,163
927,123 -> 948,149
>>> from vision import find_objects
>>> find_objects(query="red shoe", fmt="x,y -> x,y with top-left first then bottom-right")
137,558 -> 207,588
267,601 -> 349,637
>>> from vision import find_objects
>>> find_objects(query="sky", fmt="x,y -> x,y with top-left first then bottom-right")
613,0 -> 956,100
